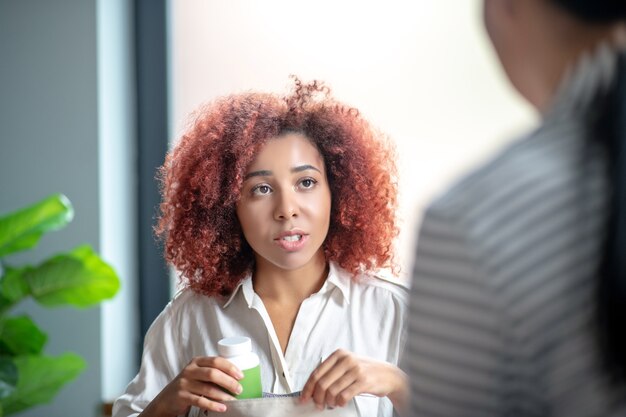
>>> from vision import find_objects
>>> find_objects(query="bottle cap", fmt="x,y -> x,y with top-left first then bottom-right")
218,336 -> 252,357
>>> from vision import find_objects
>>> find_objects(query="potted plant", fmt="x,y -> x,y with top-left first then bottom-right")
0,194 -> 120,415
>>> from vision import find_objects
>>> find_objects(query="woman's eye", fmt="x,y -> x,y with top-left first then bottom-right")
299,178 -> 317,189
252,185 -> 272,195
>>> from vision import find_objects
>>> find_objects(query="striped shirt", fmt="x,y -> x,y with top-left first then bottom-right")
403,45 -> 626,417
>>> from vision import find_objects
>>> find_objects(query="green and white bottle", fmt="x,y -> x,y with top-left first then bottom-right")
218,336 -> 262,399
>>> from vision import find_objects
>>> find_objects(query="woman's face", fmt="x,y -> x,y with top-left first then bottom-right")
236,132 -> 332,273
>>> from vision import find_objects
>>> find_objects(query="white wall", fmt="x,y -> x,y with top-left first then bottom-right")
170,0 -> 538,283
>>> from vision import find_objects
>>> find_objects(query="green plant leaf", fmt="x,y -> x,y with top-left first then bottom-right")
0,357 -> 17,401
25,245 -> 120,308
0,317 -> 46,356
0,353 -> 85,415
0,194 -> 73,258
0,267 -> 30,306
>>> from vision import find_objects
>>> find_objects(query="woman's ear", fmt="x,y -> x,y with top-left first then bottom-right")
483,0 -> 538,103
492,0 -> 521,25
483,0 -> 517,47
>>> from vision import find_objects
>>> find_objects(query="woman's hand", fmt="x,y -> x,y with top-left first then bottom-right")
299,349 -> 409,412
139,356 -> 244,416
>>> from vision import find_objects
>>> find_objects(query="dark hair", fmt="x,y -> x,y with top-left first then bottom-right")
556,0 -> 626,383
551,0 -> 626,22
156,79 -> 398,297
595,52 -> 626,383
551,0 -> 626,382
560,0 -> 626,382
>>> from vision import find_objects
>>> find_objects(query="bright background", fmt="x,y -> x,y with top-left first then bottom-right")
0,1 -> 540,414
169,0 -> 538,283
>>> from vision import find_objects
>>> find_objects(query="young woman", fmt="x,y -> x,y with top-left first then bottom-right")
404,1 -> 626,416
113,80 -> 408,417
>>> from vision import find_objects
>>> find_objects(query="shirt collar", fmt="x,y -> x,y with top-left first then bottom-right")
221,274 -> 251,308
324,262 -> 351,304
221,262 -> 352,308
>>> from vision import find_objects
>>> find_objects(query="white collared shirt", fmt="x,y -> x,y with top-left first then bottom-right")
113,263 -> 407,417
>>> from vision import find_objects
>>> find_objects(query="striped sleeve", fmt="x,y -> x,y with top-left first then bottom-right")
402,206 -> 515,417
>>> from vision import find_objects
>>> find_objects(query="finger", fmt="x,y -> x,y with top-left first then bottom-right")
323,371 -> 359,408
195,356 -> 244,379
311,354 -> 357,407
175,390 -> 228,413
333,381 -> 364,408
313,349 -> 347,377
197,382 -> 238,402
194,393 -> 229,413
189,366 -> 243,396
300,350 -> 345,401
314,374 -> 356,409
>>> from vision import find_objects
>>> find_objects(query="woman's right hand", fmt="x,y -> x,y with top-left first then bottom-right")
139,356 -> 244,416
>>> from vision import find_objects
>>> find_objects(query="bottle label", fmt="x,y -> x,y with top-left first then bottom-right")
236,365 -> 262,399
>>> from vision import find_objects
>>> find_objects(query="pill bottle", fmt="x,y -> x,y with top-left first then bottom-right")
218,336 -> 262,399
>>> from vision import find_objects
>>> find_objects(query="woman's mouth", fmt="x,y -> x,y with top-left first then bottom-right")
274,232 -> 308,251
282,234 -> 302,242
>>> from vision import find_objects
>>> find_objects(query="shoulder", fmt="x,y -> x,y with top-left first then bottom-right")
169,287 -> 222,311
147,288 -> 224,335
332,264 -> 407,309
427,124 -> 584,225
357,271 -> 408,304
350,271 -> 407,336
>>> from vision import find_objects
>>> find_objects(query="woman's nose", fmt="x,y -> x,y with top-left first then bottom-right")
274,190 -> 298,220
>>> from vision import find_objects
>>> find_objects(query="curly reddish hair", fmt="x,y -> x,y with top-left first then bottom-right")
156,79 -> 398,297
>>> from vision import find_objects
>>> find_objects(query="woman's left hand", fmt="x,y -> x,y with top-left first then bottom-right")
299,349 -> 408,412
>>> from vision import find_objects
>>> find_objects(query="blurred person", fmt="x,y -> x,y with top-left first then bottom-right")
113,80 -> 408,417
403,0 -> 626,416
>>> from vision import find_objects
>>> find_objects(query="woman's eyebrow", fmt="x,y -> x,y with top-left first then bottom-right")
244,165 -> 321,180
292,164 -> 321,174
244,170 -> 272,180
